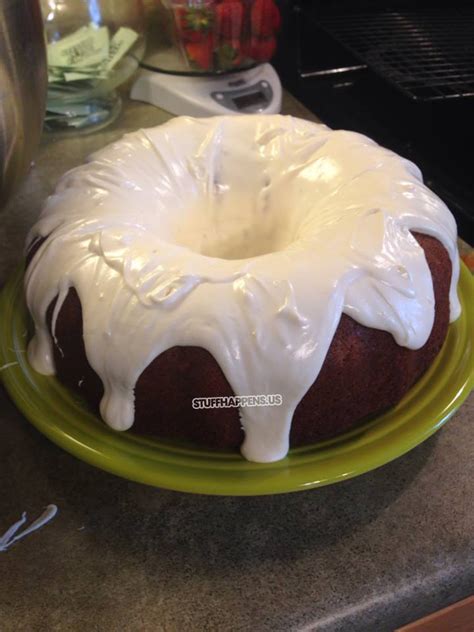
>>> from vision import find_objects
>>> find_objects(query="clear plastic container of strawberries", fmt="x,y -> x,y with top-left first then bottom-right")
168,0 -> 281,73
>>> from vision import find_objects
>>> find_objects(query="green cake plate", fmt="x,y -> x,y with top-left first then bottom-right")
0,264 -> 473,495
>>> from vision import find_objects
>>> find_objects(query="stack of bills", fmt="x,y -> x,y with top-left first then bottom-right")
46,23 -> 139,129
48,23 -> 139,85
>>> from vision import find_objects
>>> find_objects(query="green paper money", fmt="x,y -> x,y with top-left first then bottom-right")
45,22 -> 139,129
48,24 -> 109,69
105,27 -> 139,71
46,23 -> 139,85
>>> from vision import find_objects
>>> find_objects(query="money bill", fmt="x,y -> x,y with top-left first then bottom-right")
48,24 -> 109,69
46,23 -> 139,84
105,27 -> 139,71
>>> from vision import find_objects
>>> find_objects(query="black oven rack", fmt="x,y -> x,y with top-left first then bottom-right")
315,8 -> 474,102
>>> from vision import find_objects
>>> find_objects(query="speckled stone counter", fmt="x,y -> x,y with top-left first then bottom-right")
0,93 -> 472,632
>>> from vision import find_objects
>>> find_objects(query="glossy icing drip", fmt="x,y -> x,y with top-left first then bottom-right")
25,115 -> 460,463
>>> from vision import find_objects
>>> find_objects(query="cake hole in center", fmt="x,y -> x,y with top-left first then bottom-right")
169,196 -> 295,260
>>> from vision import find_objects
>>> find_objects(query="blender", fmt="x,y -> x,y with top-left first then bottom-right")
131,0 -> 282,116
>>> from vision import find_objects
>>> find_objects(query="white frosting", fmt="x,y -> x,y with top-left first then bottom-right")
25,115 -> 460,463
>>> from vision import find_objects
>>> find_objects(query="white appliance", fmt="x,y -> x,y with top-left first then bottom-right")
131,62 -> 282,117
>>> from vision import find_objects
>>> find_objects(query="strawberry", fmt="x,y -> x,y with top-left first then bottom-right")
241,36 -> 252,59
271,2 -> 281,31
175,7 -> 214,43
251,0 -> 280,38
185,35 -> 214,71
216,41 -> 243,69
215,1 -> 244,40
248,35 -> 276,62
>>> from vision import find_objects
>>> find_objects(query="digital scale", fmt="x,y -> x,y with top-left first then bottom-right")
131,63 -> 282,117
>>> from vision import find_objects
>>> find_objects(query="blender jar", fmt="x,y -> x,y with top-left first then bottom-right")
143,0 -> 281,75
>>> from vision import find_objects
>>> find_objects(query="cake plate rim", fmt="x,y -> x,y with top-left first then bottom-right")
0,263 -> 472,496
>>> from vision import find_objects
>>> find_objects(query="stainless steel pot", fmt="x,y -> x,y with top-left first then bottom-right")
0,0 -> 47,209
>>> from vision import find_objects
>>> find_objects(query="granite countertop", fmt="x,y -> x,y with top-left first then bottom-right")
0,93 -> 472,632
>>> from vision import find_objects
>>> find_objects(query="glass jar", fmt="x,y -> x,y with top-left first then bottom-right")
143,0 -> 281,75
42,0 -> 146,132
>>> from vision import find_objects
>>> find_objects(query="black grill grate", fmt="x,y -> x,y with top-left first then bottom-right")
316,8 -> 474,101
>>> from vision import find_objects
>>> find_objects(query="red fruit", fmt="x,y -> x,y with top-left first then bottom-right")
185,36 -> 214,71
216,41 -> 243,69
251,0 -> 280,38
241,37 -> 252,59
249,35 -> 276,62
215,1 -> 244,41
175,6 -> 214,43
271,2 -> 281,30
180,28 -> 207,43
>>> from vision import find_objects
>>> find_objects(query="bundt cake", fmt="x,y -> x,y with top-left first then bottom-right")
25,115 -> 460,463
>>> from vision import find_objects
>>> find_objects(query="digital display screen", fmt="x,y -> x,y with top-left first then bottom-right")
233,91 -> 266,110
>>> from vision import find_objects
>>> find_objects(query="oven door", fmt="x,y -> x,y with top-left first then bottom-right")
274,0 -> 474,241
